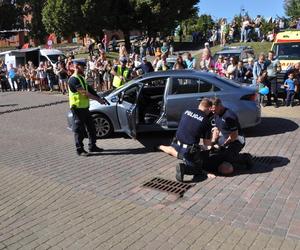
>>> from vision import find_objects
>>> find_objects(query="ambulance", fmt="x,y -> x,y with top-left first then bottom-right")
271,30 -> 300,83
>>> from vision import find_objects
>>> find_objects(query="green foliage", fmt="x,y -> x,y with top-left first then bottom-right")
180,14 -> 214,36
41,0 -> 199,48
134,0 -> 199,35
42,0 -> 85,37
81,0 -> 110,38
0,0 -> 24,37
284,0 -> 300,18
24,0 -> 47,44
260,17 -> 276,36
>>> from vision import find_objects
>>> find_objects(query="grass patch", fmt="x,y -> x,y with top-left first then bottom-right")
75,51 -> 119,61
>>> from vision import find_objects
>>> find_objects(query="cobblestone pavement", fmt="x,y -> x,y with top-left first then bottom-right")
0,92 -> 300,249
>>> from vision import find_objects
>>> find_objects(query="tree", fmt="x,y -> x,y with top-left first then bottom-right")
42,0 -> 85,38
24,0 -> 47,45
134,0 -> 199,36
179,15 -> 214,40
106,0 -> 137,50
81,0 -> 109,39
0,0 -> 24,38
284,0 -> 300,19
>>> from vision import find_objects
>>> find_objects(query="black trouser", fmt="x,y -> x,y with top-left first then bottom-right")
0,79 -> 7,92
208,141 -> 246,167
71,108 -> 97,151
266,76 -> 278,104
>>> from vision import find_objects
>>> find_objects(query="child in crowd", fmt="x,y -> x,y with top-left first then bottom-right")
257,73 -> 269,106
284,72 -> 297,107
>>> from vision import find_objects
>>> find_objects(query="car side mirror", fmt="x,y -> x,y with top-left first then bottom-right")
110,96 -> 118,103
118,92 -> 124,104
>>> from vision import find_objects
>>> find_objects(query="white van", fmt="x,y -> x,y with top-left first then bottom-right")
0,47 -> 65,68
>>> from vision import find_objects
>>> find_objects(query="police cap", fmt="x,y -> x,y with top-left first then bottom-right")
72,59 -> 86,67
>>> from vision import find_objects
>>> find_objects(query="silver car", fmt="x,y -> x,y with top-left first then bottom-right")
67,70 -> 261,138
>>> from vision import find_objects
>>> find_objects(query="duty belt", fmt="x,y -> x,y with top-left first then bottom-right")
176,140 -> 190,149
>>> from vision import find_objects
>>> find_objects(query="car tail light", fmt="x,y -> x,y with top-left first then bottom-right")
240,93 -> 257,101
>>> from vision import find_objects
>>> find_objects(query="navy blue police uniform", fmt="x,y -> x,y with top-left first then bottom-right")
213,108 -> 250,167
172,109 -> 213,175
69,75 -> 99,154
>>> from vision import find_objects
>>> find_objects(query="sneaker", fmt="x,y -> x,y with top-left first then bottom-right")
77,149 -> 89,156
176,163 -> 185,182
243,153 -> 253,170
89,146 -> 104,153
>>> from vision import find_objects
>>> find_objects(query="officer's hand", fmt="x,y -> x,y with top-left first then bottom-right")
207,173 -> 216,179
98,97 -> 107,105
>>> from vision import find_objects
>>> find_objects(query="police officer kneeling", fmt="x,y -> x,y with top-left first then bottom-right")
159,98 -> 216,181
68,60 -> 107,156
210,97 -> 253,175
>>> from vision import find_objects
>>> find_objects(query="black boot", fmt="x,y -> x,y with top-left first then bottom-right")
176,163 -> 186,182
89,145 -> 104,153
77,148 -> 89,156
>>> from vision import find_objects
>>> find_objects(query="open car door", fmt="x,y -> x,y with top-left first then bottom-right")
116,84 -> 142,139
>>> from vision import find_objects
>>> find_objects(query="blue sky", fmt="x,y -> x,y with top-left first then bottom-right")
198,0 -> 285,20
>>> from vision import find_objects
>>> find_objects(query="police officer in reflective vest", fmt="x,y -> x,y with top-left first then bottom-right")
112,57 -> 130,89
158,98 -> 216,181
68,60 -> 107,156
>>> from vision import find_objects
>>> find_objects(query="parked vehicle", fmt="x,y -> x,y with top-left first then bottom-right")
67,70 -> 261,138
0,47 -> 65,68
272,30 -> 300,70
213,46 -> 255,63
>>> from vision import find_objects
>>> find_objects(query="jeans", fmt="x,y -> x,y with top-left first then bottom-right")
47,76 -> 54,90
286,90 -> 295,106
8,77 -> 18,91
255,28 -> 261,40
19,77 -> 27,91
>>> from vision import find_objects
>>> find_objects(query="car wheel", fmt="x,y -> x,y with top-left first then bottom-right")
92,113 -> 113,138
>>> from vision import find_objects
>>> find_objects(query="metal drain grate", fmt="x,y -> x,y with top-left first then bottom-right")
142,177 -> 194,197
252,156 -> 279,165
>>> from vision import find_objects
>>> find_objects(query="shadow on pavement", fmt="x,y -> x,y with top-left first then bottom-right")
184,156 -> 290,183
88,147 -> 153,156
136,131 -> 176,148
0,104 -> 18,107
233,156 -> 290,176
245,117 -> 299,137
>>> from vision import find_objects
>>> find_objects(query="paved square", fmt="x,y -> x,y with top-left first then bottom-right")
0,92 -> 300,249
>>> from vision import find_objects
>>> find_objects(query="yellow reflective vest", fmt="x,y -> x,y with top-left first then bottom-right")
112,65 -> 129,88
68,74 -> 89,109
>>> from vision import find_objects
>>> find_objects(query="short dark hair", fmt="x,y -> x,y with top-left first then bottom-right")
200,98 -> 212,107
210,97 -> 222,106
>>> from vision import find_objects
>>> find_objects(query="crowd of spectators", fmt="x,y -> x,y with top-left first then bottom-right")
0,54 -> 75,94
206,16 -> 300,46
1,32 -> 299,107
198,44 -> 300,107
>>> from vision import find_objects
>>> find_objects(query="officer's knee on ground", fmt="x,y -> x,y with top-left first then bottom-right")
218,161 -> 234,175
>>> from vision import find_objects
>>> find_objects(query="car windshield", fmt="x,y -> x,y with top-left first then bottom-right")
274,43 -> 300,60
213,53 -> 240,61
47,54 -> 66,64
